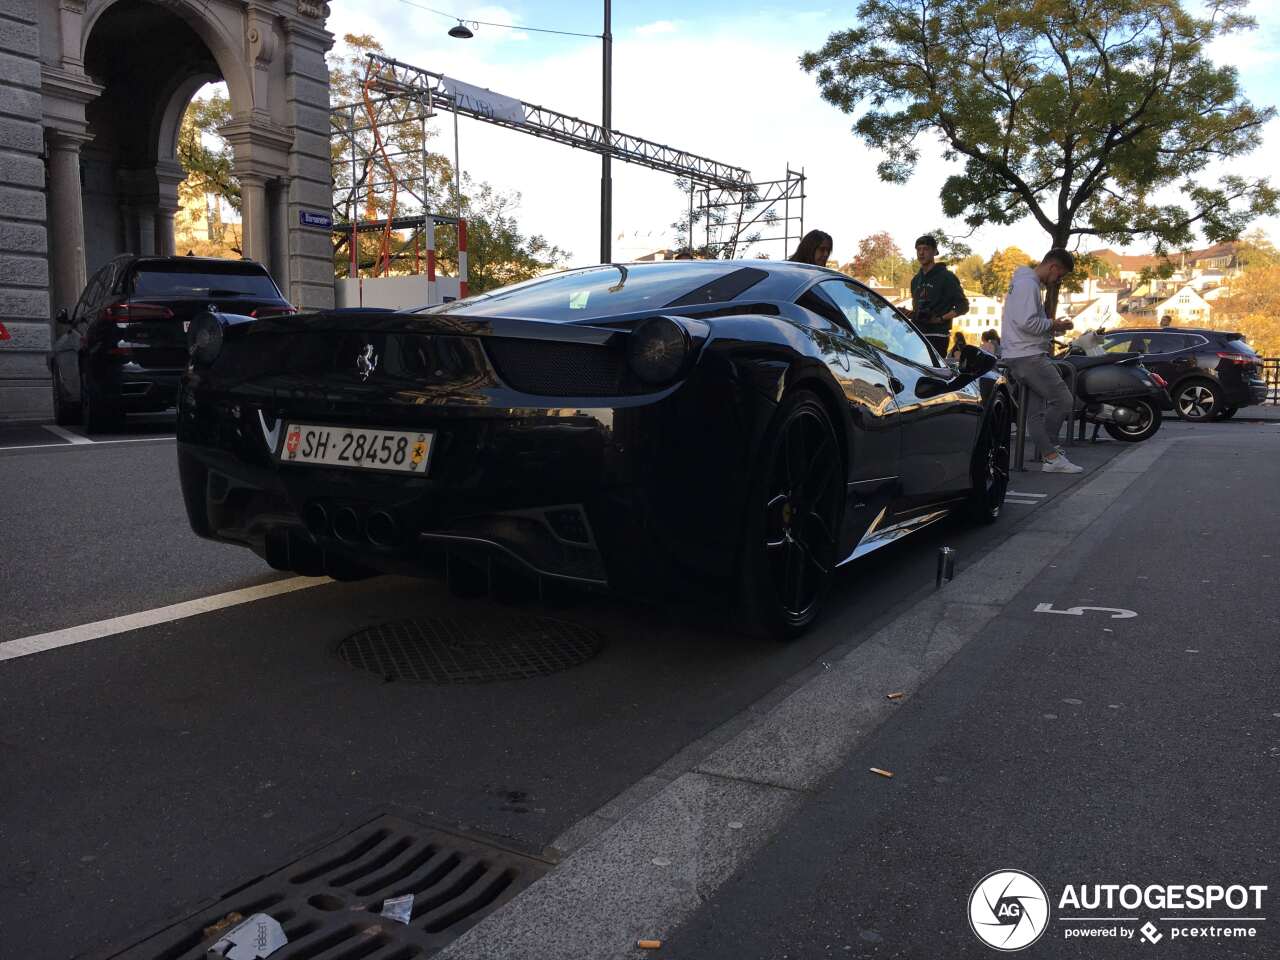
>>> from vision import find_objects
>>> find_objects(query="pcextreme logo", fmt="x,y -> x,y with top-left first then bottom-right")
968,872 -> 1268,950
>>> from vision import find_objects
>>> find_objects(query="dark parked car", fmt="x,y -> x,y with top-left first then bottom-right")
1101,327 -> 1267,421
50,255 -> 294,432
177,260 -> 1012,638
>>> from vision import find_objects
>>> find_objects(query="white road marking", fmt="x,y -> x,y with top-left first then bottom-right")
0,577 -> 330,662
1005,497 -> 1040,505
1035,602 -> 1137,619
0,436 -> 175,453
1007,490 -> 1047,498
43,425 -> 91,444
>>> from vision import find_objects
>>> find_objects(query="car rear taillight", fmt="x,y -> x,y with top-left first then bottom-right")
1149,372 -> 1168,388
101,302 -> 175,322
250,306 -> 298,318
1216,352 -> 1256,365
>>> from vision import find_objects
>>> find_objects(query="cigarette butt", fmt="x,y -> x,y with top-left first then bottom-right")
870,767 -> 894,778
886,692 -> 905,700
637,939 -> 662,949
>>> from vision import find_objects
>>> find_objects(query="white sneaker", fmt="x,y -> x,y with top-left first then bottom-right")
1042,452 -> 1084,474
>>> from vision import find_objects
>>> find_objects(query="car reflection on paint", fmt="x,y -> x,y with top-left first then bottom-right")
176,260 -> 1012,639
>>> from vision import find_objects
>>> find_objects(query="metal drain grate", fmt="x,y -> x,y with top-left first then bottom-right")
336,615 -> 604,683
104,815 -> 551,959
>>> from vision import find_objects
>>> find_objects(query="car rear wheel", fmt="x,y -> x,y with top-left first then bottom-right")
51,363 -> 81,426
1174,380 -> 1220,421
1104,398 -> 1162,442
741,389 -> 844,641
967,397 -> 1010,522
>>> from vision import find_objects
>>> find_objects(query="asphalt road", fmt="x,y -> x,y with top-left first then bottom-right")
1,413 -> 1270,958
662,419 -> 1280,959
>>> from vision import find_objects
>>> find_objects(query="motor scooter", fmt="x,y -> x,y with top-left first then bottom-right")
1053,330 -> 1170,442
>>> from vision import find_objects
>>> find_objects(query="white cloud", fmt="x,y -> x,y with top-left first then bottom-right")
634,20 -> 678,36
325,2 -> 1280,267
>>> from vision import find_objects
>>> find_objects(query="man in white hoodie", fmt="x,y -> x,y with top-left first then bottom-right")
1001,249 -> 1081,473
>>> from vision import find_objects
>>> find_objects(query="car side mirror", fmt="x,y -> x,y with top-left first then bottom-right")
916,345 -> 997,399
955,344 -> 997,377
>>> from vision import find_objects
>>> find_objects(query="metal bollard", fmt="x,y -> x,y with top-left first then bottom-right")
936,546 -> 956,587
1013,379 -> 1029,471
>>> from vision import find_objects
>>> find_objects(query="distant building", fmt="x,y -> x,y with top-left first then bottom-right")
1153,285 -> 1212,325
953,292 -> 1003,336
1063,291 -> 1121,331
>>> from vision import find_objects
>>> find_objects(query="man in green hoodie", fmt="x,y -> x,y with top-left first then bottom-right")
905,234 -> 968,356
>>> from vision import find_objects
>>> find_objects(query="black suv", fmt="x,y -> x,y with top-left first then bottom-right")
50,255 -> 294,432
1101,327 -> 1267,421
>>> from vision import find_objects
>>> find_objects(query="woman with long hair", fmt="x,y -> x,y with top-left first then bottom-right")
947,330 -> 968,363
788,230 -> 833,266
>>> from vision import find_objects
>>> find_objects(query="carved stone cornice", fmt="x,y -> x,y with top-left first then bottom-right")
41,65 -> 104,107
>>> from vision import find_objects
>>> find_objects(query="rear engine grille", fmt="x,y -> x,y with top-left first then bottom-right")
484,337 -> 644,397
104,815 -> 551,959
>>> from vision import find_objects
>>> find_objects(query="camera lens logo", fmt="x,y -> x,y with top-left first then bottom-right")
969,869 -> 1050,951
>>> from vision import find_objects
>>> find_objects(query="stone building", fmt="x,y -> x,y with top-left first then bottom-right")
0,0 -> 335,420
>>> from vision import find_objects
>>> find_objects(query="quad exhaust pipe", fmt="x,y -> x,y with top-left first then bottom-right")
303,501 -> 401,547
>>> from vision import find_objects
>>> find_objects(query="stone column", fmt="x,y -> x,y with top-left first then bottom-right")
271,179 -> 290,292
135,207 -> 156,256
45,130 -> 91,314
154,158 -> 185,257
239,173 -> 270,263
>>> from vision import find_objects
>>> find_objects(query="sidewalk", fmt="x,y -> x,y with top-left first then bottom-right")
661,428 -> 1280,958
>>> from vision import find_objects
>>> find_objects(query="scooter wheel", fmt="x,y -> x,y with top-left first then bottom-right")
1103,400 -> 1161,442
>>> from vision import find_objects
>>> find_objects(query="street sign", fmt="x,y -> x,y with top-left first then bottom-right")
300,210 -> 333,229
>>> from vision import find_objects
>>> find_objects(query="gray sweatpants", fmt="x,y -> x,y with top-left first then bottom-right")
1006,353 -> 1073,456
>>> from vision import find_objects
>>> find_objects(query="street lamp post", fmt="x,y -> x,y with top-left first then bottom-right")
600,0 -> 612,264
448,3 -> 613,263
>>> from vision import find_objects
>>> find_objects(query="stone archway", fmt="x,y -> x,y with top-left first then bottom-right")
0,0 -> 336,419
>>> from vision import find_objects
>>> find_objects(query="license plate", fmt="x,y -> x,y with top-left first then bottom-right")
279,423 -> 434,474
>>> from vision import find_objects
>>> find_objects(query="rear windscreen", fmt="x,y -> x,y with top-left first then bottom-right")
1222,338 -> 1257,357
417,263 -> 769,320
131,265 -> 280,299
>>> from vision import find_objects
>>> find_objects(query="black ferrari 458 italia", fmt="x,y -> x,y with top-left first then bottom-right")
177,260 -> 1012,638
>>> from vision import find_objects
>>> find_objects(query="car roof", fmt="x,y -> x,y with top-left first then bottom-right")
1109,327 -> 1232,336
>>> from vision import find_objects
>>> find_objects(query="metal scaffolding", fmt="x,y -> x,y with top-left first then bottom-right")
330,52 -> 805,272
693,167 -> 807,260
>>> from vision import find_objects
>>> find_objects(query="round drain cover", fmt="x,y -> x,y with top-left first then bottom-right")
337,615 -> 604,683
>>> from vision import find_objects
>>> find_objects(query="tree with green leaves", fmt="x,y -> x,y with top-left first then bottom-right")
802,0 -> 1278,314
328,33 -> 568,289
981,247 -> 1037,297
436,178 -> 568,294
846,231 -> 912,285
952,253 -> 985,290
177,92 -> 237,210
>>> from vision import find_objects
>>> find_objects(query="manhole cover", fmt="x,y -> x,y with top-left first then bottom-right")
337,615 -> 604,683
102,815 -> 552,959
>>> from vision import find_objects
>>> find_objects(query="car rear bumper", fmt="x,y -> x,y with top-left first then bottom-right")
175,374 -> 772,593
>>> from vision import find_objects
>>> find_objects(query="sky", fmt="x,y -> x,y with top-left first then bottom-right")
312,0 -> 1280,268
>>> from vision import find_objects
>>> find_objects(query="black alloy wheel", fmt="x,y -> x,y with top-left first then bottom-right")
968,398 -> 1010,522
1104,399 -> 1162,442
81,368 -> 121,435
743,389 -> 845,640
1174,380 -> 1220,421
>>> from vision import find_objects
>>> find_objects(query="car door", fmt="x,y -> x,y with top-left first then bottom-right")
798,280 -> 902,553
1150,332 -> 1201,385
55,265 -> 108,401
846,285 -> 983,507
